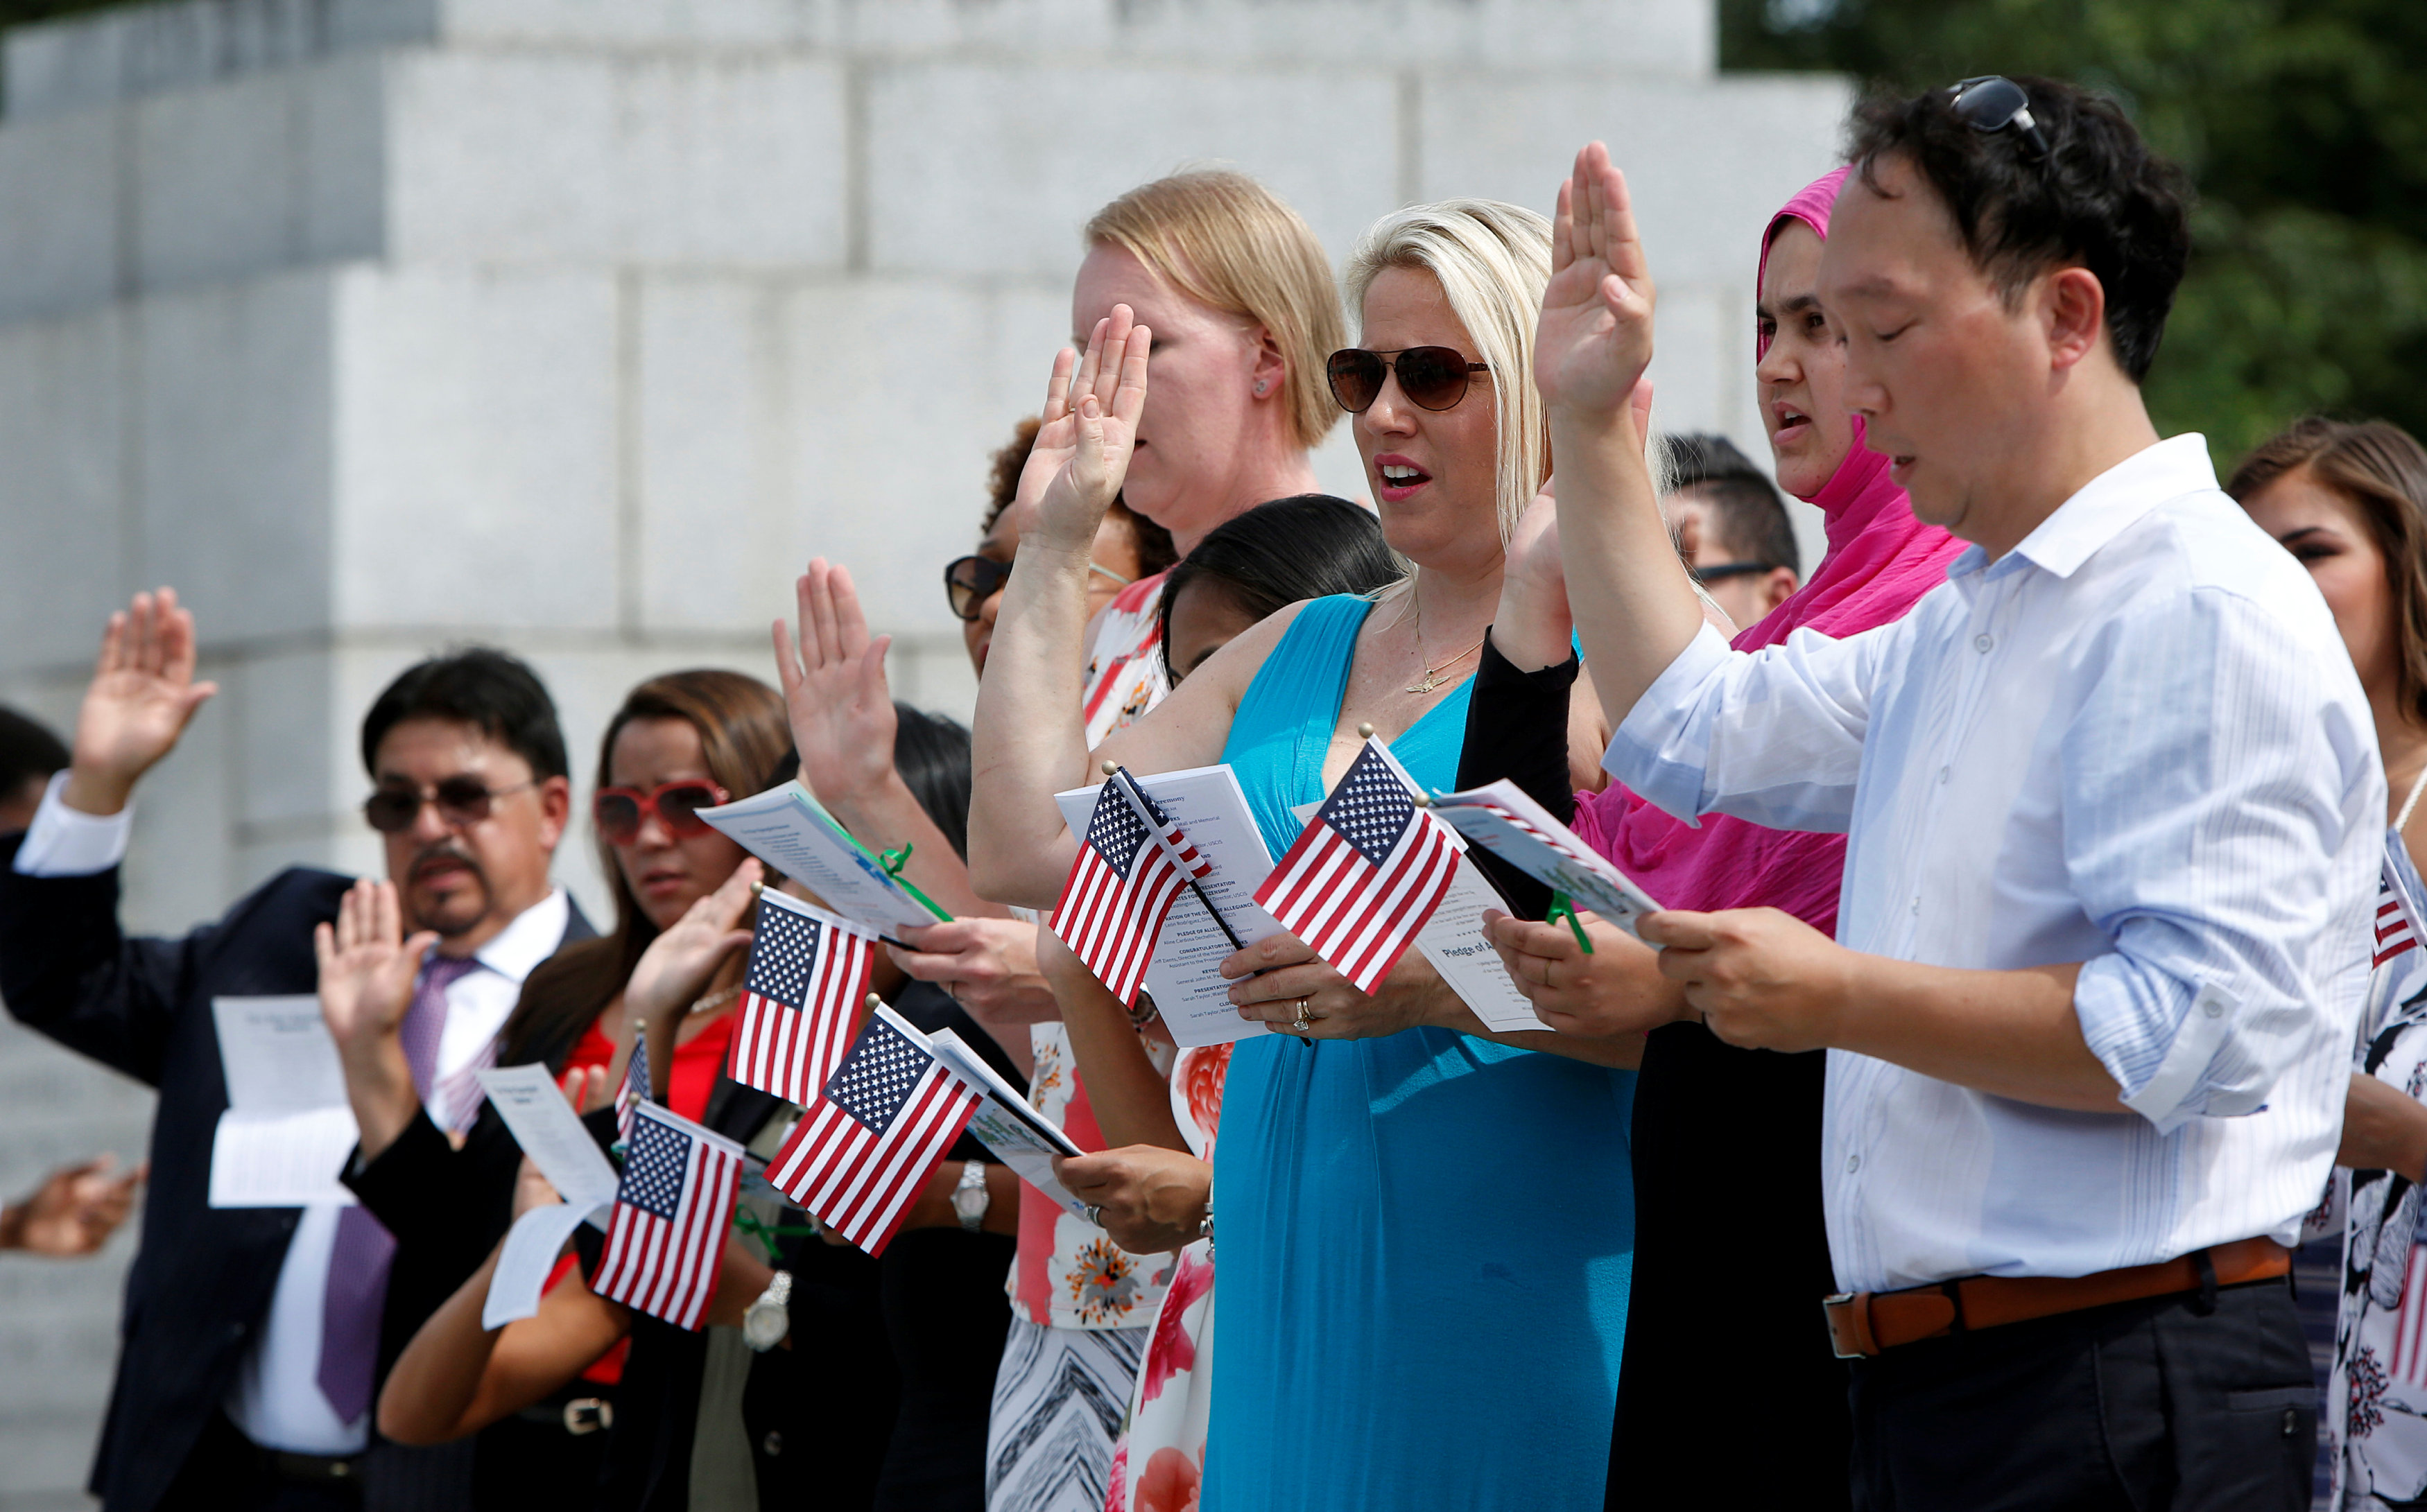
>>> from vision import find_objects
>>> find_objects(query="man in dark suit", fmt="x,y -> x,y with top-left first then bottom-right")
0,587 -> 591,1512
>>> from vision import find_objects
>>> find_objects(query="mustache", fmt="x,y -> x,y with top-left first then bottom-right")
406,844 -> 486,885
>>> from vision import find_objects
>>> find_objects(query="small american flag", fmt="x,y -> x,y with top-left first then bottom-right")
767,1003 -> 981,1255
1254,739 -> 1463,992
2378,868 -> 2420,968
1050,775 -> 1211,1006
592,1101 -> 745,1331
729,893 -> 874,1106
616,1032 -> 650,1143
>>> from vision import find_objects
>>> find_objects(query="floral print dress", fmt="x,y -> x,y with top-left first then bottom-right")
1105,1042 -> 1229,1512
2333,817 -> 2427,1509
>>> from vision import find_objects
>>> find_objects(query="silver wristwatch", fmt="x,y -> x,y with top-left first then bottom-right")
950,1161 -> 991,1232
742,1270 -> 792,1353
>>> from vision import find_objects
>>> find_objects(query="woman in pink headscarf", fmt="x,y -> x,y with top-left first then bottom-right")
1458,167 -> 1964,1509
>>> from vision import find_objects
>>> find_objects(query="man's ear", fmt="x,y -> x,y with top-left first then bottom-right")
536,774 -> 572,852
2043,266 -> 2108,375
1760,567 -> 1800,618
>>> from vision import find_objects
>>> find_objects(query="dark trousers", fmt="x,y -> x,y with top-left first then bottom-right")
1849,1276 -> 2315,1511
156,1410 -> 363,1512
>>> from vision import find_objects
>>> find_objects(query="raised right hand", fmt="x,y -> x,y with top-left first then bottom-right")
62,587 -> 220,816
621,858 -> 761,1033
1012,306 -> 1151,554
772,559 -> 898,810
316,878 -> 439,1062
1535,141 -> 1657,424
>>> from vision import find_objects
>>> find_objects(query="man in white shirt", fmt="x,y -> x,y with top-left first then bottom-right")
1535,82 -> 2369,1509
0,589 -> 585,1512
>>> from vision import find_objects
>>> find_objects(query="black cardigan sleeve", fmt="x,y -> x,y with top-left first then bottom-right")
1453,632 -> 1583,919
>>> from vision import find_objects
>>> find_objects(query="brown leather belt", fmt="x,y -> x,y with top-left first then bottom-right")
1822,1235 -> 2291,1359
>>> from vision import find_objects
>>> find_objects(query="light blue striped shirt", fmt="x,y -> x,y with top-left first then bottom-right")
1607,434 -> 2382,1293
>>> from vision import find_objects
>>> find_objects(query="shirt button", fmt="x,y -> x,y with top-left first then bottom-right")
1847,1154 -> 1863,1173
2202,998 -> 2225,1018
763,1431 -> 783,1458
1937,766 -> 1950,784
1910,896 -> 1921,916
1973,633 -> 1994,652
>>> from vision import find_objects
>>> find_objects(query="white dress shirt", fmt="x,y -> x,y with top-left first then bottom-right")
13,776 -> 570,1451
1605,435 -> 2382,1295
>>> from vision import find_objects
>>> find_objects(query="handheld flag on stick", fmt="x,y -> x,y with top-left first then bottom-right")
615,1027 -> 651,1144
1254,738 -> 1464,992
1051,767 -> 1218,1005
767,996 -> 983,1255
593,1101 -> 745,1330
729,889 -> 876,1106
2378,870 -> 2421,968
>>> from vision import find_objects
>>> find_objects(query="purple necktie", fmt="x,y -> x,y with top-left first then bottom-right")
316,955 -> 479,1423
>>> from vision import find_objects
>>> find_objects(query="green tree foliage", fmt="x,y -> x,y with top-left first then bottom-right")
1725,0 -> 2427,457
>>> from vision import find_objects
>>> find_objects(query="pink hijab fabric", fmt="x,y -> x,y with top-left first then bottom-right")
1571,169 -> 1967,935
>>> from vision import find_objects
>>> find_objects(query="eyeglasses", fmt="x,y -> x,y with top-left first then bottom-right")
1326,347 -> 1491,414
592,779 -> 730,844
363,777 -> 537,834
1948,76 -> 2049,161
943,555 -> 1133,623
1690,561 -> 1780,586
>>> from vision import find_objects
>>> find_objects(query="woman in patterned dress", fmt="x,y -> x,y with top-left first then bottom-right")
2234,417 -> 2427,1509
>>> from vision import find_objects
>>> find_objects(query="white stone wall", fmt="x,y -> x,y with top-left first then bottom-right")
0,0 -> 1847,1500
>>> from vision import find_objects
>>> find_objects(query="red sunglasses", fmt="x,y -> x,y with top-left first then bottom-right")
591,779 -> 729,844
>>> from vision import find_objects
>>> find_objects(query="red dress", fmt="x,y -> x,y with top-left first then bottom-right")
549,1007 -> 743,1382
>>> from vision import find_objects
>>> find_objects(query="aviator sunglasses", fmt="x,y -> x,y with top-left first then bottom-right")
363,776 -> 537,834
1327,347 -> 1492,414
591,779 -> 730,844
1947,75 -> 2050,160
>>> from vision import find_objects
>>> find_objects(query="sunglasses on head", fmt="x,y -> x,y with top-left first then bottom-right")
943,554 -> 1133,623
363,776 -> 536,835
1326,347 -> 1490,414
1948,75 -> 2050,160
592,779 -> 730,844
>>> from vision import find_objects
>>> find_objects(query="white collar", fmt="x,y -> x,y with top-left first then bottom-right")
2003,433 -> 2220,580
449,888 -> 569,987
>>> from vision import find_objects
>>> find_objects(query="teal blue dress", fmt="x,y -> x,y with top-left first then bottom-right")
1202,596 -> 1637,1510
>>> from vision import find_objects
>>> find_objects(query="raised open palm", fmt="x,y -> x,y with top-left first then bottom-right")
315,879 -> 438,1058
1535,141 -> 1658,420
623,858 -> 761,1030
773,559 -> 896,808
67,588 -> 219,813
1013,304 -> 1151,553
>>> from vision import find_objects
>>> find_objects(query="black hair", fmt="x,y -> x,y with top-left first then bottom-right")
891,705 -> 975,862
1846,76 -> 2192,383
1660,433 -> 1800,577
0,704 -> 69,796
1157,495 -> 1402,679
359,645 -> 569,782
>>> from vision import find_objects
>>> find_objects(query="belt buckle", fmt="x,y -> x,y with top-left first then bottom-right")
1822,1291 -> 1875,1359
562,1397 -> 612,1436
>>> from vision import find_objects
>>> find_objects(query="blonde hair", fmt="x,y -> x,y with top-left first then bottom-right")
1086,170 -> 1345,453
1342,200 -> 1553,546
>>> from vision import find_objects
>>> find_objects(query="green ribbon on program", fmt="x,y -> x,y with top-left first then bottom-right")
731,1206 -> 821,1265
1545,892 -> 1594,955
878,843 -> 951,922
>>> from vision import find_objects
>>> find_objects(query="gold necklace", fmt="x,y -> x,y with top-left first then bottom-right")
1404,591 -> 1486,695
